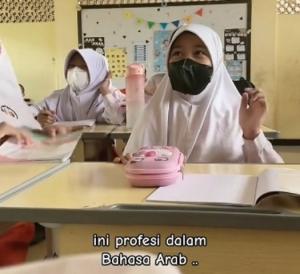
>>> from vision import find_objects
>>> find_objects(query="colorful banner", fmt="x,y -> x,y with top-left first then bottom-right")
122,8 -> 204,30
195,8 -> 203,17
147,21 -> 156,29
183,15 -> 193,24
171,20 -> 180,28
160,23 -> 168,30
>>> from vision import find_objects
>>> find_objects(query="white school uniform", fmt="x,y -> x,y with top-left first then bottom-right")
32,49 -> 125,125
145,72 -> 165,96
0,42 -> 41,130
124,24 -> 283,163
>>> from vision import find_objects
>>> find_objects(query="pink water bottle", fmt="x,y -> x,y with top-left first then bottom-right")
126,63 -> 145,129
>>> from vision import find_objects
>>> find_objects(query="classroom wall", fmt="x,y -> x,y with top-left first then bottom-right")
0,0 -> 78,102
53,0 -> 78,88
251,0 -> 277,129
276,15 -> 300,138
1,0 -> 300,138
0,22 -> 56,102
251,0 -> 300,138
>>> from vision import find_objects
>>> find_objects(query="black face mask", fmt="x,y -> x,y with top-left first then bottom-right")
168,58 -> 213,95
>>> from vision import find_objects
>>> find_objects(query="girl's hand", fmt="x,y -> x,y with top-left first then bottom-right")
37,109 -> 56,128
0,122 -> 32,146
239,88 -> 267,140
113,153 -> 132,165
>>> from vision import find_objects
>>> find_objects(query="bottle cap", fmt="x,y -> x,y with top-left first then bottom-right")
126,63 -> 145,77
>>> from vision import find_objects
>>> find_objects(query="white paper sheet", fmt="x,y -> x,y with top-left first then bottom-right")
147,173 -> 258,206
0,131 -> 81,162
54,119 -> 96,128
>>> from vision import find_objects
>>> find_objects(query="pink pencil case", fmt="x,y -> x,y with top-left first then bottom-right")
125,146 -> 184,187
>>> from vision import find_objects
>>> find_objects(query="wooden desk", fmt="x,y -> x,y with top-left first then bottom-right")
262,125 -> 280,139
81,125 -> 116,139
1,163 -> 300,274
76,125 -> 117,161
109,125 -> 132,141
0,162 -> 66,201
71,124 -> 279,161
1,163 -> 300,227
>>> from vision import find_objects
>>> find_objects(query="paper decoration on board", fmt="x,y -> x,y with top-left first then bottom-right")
147,21 -> 156,29
0,0 -> 55,23
224,29 -> 247,61
122,8 -> 204,30
225,60 -> 245,81
183,15 -> 193,24
160,23 -> 168,30
137,18 -> 144,25
134,44 -> 147,64
106,48 -> 127,78
124,11 -> 134,19
83,37 -> 105,55
153,31 -> 172,73
172,20 -> 180,28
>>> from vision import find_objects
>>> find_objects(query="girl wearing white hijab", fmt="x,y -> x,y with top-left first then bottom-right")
33,49 -> 125,127
124,24 -> 282,163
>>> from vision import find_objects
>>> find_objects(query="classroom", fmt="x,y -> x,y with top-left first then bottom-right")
0,0 -> 300,273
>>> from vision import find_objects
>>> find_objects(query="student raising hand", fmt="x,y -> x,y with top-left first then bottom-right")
37,109 -> 56,128
0,122 -> 32,145
123,23 -> 283,163
239,88 -> 267,140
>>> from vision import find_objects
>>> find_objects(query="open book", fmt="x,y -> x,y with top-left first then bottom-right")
147,169 -> 300,207
0,130 -> 81,162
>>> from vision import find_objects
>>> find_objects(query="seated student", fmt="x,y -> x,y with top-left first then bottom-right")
122,24 -> 283,163
32,49 -> 125,128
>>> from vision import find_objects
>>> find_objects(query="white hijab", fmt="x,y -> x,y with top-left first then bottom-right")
44,49 -> 109,121
124,24 -> 246,163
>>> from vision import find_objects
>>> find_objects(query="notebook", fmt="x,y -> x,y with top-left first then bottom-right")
147,169 -> 300,207
0,130 -> 81,162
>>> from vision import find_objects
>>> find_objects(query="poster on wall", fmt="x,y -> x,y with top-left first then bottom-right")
153,31 -> 173,73
83,37 -> 105,55
224,28 -> 248,79
224,28 -> 247,60
106,48 -> 127,78
225,60 -> 245,81
134,43 -> 147,64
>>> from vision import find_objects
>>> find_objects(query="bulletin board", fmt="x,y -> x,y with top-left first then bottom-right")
78,0 -> 251,87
